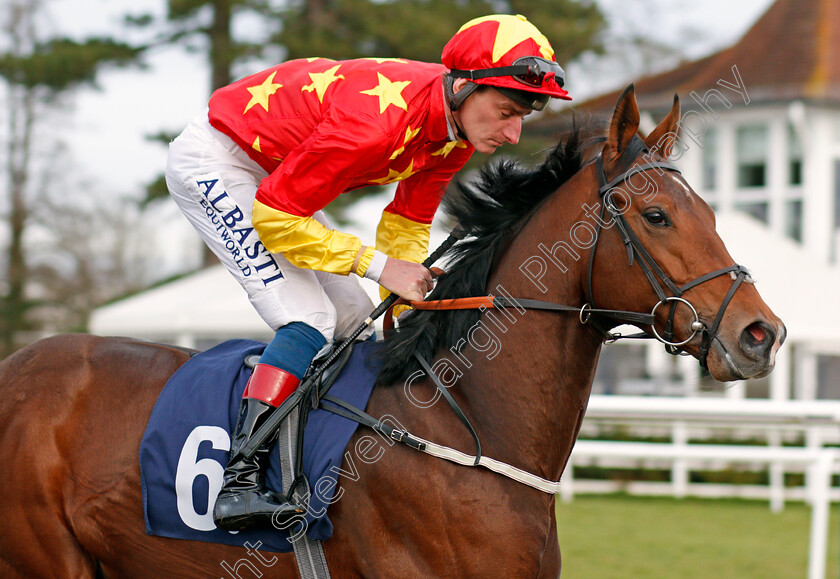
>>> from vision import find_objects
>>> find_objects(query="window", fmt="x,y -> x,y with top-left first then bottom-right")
735,125 -> 770,224
833,160 -> 840,261
834,159 -> 840,232
788,125 -> 803,186
817,355 -> 840,399
736,125 -> 768,187
591,343 -> 647,395
784,200 -> 803,242
782,124 -> 805,242
734,201 -> 769,223
701,127 -> 717,191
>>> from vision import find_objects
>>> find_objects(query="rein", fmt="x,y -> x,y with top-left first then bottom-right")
393,144 -> 753,369
310,144 -> 757,500
394,295 -> 654,325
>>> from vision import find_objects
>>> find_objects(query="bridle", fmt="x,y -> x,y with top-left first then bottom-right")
357,140 -> 757,494
586,144 -> 752,368
392,141 -> 753,369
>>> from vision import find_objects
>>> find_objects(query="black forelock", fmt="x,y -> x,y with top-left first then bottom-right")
376,115 -> 607,386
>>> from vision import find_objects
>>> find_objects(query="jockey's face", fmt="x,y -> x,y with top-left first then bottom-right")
452,79 -> 532,154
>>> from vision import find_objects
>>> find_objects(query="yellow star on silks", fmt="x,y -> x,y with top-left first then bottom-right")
360,73 -> 411,114
244,71 -> 283,114
301,65 -> 345,103
372,161 -> 416,185
432,140 -> 468,158
389,126 -> 422,160
361,58 -> 408,64
460,14 -> 554,62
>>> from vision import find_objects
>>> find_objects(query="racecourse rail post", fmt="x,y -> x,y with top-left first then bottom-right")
240,225 -> 469,460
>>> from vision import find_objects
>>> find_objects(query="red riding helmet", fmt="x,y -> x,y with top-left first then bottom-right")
442,14 -> 571,112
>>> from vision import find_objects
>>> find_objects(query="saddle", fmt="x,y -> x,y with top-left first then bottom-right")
139,338 -> 383,552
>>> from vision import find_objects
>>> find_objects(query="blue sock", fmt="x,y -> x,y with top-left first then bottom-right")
258,322 -> 327,379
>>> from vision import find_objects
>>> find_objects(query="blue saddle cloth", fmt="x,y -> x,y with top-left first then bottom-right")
139,338 -> 383,552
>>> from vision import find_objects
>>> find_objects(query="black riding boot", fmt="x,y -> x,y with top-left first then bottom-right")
213,397 -> 304,531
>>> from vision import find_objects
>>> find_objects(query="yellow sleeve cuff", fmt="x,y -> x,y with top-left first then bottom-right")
351,246 -> 377,277
252,200 -> 362,275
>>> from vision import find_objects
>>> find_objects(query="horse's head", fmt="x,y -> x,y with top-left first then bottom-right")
588,84 -> 785,381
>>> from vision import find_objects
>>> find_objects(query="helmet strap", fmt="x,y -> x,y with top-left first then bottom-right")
444,74 -> 474,141
451,110 -> 470,142
444,74 -> 479,112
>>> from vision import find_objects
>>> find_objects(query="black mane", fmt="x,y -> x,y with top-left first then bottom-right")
377,117 -> 604,386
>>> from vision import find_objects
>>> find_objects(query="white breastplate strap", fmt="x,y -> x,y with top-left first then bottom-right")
410,434 -> 562,494
319,394 -> 562,494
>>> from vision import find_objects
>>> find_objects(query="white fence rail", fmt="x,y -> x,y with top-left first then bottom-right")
582,395 -> 840,425
562,396 -> 840,579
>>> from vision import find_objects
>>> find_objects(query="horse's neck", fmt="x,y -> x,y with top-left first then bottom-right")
455,174 -> 603,482
456,314 -> 601,482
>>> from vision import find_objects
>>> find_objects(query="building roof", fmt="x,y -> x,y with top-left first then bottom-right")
574,0 -> 840,113
88,266 -> 274,342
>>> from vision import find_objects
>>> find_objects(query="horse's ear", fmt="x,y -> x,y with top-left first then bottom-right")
605,84 -> 640,161
644,93 -> 681,158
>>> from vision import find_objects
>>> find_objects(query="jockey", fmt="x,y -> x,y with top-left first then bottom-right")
166,13 -> 570,531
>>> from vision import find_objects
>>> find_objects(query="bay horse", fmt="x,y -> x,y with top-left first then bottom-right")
0,85 -> 784,578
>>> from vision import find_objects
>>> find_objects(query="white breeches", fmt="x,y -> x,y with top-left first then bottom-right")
165,112 -> 375,342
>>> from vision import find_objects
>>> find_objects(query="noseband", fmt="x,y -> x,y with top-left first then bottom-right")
393,144 -> 754,370
587,148 -> 752,368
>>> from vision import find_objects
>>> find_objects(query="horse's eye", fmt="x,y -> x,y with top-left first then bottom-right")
643,210 -> 669,227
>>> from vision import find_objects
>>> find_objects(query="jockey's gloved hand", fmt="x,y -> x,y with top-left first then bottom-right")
377,258 -> 434,302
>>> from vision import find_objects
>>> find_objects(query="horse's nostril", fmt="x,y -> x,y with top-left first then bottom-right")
747,323 -> 766,344
740,321 -> 774,358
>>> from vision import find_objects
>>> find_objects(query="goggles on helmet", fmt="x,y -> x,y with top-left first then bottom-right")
448,56 -> 565,90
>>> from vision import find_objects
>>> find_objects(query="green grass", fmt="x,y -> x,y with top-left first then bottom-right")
555,494 -> 839,578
